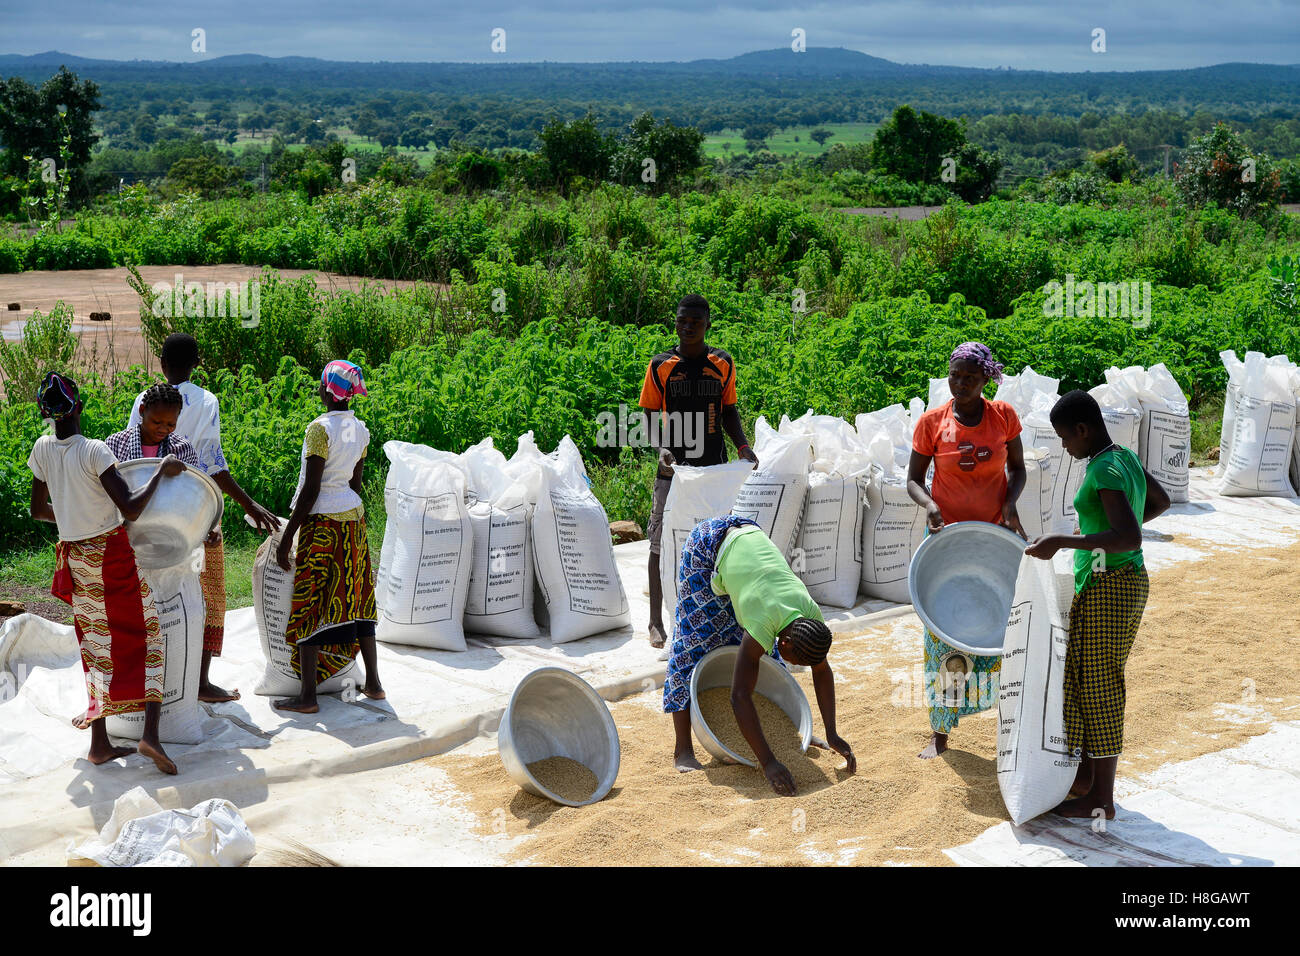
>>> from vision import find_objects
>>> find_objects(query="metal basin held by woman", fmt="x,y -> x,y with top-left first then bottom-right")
498,667 -> 620,806
689,645 -> 814,767
908,520 -> 1025,657
117,458 -> 223,570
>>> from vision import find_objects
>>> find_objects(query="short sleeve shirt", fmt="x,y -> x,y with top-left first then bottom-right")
1073,445 -> 1147,593
710,525 -> 823,652
27,434 -> 121,542
130,381 -> 228,477
638,346 -> 738,467
913,399 -> 1022,524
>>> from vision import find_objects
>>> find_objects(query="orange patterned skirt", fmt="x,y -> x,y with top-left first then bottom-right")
52,526 -> 163,722
200,532 -> 227,655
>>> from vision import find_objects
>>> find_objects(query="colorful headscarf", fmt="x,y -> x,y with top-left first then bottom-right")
37,372 -> 79,420
948,341 -> 1004,384
322,359 -> 368,402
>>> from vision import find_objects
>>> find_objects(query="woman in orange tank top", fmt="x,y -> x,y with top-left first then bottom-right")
907,343 -> 1028,760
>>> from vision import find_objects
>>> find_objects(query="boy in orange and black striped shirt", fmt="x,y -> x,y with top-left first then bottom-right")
640,294 -> 757,649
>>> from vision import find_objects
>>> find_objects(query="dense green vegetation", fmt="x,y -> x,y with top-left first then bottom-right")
3,176 -> 1298,557
5,51 -> 1300,214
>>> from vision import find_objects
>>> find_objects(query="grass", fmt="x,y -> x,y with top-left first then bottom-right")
702,122 -> 879,159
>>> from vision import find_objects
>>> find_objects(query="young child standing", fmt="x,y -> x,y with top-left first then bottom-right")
1026,390 -> 1170,820
273,360 -> 384,714
128,333 -> 278,703
639,294 -> 757,651
28,373 -> 183,775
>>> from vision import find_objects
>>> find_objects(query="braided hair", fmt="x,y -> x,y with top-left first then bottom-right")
140,382 -> 184,415
787,617 -> 833,666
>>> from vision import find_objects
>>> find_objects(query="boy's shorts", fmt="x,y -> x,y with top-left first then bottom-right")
646,474 -> 673,556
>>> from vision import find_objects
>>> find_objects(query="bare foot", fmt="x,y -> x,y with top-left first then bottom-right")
918,732 -> 948,759
1068,766 -> 1094,799
137,739 -> 178,775
648,623 -> 666,649
273,697 -> 319,714
808,736 -> 829,750
1052,796 -> 1115,820
360,681 -> 386,700
87,744 -> 136,765
72,713 -> 93,731
674,752 -> 703,773
197,682 -> 241,703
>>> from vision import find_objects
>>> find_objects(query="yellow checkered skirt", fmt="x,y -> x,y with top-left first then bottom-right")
1064,562 -> 1149,759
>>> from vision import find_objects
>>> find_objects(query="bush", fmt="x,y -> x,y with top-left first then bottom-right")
22,231 -> 114,270
0,302 -> 78,407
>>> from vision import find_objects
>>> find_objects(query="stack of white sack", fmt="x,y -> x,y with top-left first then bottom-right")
659,459 -> 754,628
532,434 -> 632,643
375,441 -> 475,651
1054,375 -> 1148,533
1217,351 -> 1299,497
779,411 -> 873,609
1105,364 -> 1191,503
459,435 -> 545,638
993,366 -> 1060,538
854,399 -> 928,604
732,417 -> 814,562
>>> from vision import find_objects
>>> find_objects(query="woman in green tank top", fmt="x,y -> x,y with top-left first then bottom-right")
1025,390 -> 1171,821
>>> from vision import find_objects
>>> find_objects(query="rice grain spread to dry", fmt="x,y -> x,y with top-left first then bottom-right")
430,541 -> 1300,866
526,756 -> 599,802
695,687 -> 803,764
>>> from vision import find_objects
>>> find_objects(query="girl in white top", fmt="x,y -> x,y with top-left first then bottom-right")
27,372 -> 184,775
128,333 -> 278,704
274,360 -> 384,714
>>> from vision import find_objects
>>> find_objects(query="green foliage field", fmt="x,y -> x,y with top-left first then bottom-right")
2,178 -> 1298,566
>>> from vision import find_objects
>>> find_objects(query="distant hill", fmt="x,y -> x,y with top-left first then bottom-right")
3,47 -> 1299,132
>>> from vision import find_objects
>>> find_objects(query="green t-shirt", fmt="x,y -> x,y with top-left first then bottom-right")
1072,445 -> 1147,593
711,525 -> 824,652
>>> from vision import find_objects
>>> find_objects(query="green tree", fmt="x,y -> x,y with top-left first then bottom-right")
869,105 -> 1000,202
165,154 -> 237,198
869,105 -> 966,184
611,111 -> 705,195
0,66 -> 101,206
1174,123 -> 1282,218
537,112 -> 616,195
810,128 -> 833,147
1090,143 -> 1139,182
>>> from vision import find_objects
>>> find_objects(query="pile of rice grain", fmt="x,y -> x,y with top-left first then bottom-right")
526,756 -> 599,802
695,687 -> 804,766
429,542 -> 1300,866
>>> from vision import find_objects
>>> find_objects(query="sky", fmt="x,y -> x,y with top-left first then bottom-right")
3,0 -> 1299,71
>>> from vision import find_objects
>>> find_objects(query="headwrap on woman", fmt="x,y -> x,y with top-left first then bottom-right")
948,341 -> 1004,384
321,360 -> 368,402
37,372 -> 79,420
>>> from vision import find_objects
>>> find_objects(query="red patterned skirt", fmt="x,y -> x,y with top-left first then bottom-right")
52,525 -> 164,721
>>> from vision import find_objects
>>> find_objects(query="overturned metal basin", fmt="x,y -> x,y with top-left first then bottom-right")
498,667 -> 620,806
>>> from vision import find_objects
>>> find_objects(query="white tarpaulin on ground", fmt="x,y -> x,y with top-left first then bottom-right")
2,471 -> 1298,866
